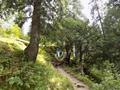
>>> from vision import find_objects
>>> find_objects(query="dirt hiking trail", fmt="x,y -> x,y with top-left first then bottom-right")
56,67 -> 89,90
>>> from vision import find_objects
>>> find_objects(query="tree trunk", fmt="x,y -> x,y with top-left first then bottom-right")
24,0 -> 42,62
64,43 -> 71,65
73,42 -> 79,64
79,43 -> 84,75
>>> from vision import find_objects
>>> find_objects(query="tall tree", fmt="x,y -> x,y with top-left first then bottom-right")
0,0 -> 66,62
103,0 -> 120,66
24,0 -> 65,62
24,0 -> 42,61
90,0 -> 105,38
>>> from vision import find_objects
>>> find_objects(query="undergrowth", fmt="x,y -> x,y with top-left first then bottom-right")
63,66 -> 93,88
0,37 -> 73,90
63,62 -> 120,90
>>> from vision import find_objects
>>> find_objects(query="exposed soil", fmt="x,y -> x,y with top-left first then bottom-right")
56,66 -> 89,90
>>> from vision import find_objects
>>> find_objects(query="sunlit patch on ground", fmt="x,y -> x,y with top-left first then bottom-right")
36,54 -> 47,65
0,36 -> 74,90
0,37 -> 26,50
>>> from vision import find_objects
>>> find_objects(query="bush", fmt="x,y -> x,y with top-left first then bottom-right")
92,76 -> 120,90
0,24 -> 29,40
91,61 -> 120,90
63,66 -> 94,87
0,38 -> 73,90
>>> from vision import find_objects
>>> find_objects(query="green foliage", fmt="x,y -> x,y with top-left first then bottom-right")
0,24 -> 21,37
92,74 -> 120,90
6,24 -> 21,37
64,66 -> 94,87
7,76 -> 23,86
90,67 -> 104,82
0,37 -> 73,90
63,60 -> 120,90
0,24 -> 29,40
90,60 -> 120,90
1,0 -> 120,90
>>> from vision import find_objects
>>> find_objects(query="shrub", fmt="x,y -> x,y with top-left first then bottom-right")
0,24 -> 29,40
0,38 -> 73,90
91,61 -> 120,90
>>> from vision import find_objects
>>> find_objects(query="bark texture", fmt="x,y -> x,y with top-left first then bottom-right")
64,43 -> 72,65
24,0 -> 42,62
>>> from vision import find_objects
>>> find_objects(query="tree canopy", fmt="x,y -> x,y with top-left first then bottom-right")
1,0 -> 120,90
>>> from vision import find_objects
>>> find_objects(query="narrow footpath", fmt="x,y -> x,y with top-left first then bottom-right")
56,67 -> 89,90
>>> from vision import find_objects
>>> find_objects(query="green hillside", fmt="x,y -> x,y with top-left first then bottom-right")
0,37 -> 73,90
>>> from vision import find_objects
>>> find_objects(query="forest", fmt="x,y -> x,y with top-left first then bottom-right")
0,0 -> 120,90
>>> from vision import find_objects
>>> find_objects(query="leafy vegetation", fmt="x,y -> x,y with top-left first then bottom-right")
0,24 -> 29,40
1,0 -> 120,90
0,37 -> 73,90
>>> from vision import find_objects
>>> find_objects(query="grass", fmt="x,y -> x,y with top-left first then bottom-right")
0,37 -> 73,90
63,64 -> 120,90
63,66 -> 94,88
